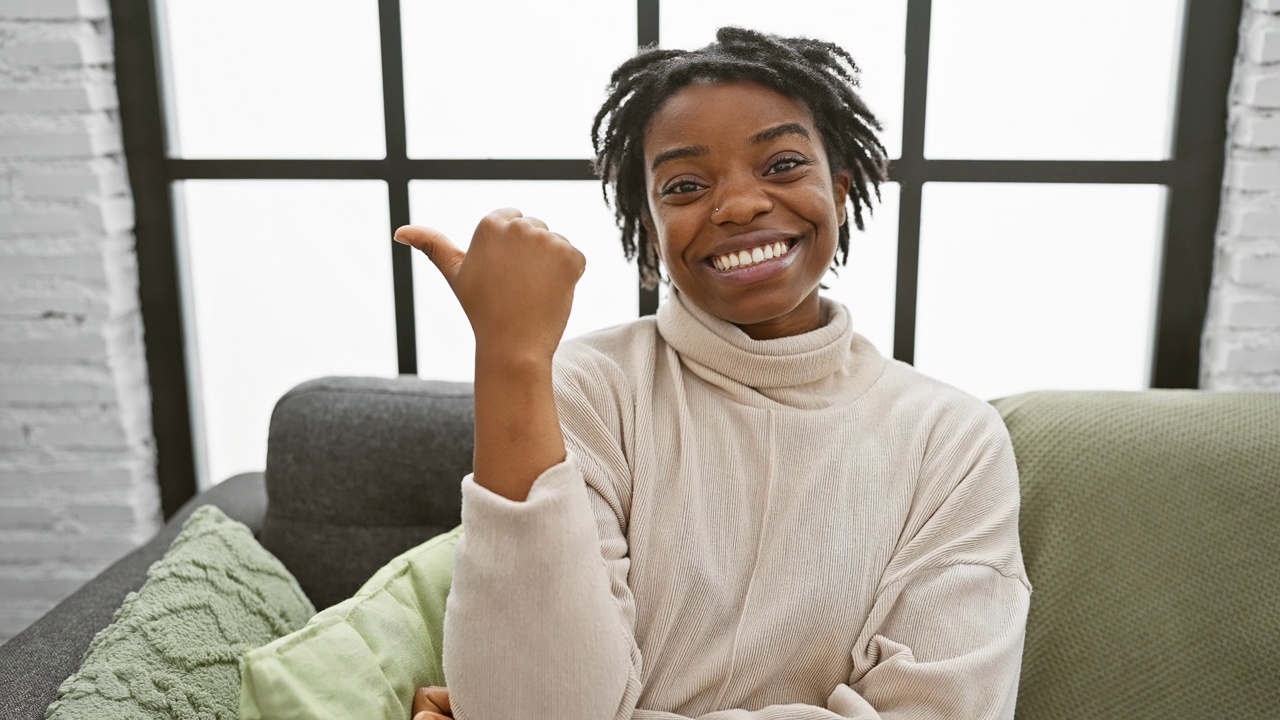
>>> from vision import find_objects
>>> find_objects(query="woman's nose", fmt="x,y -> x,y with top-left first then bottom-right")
711,178 -> 772,226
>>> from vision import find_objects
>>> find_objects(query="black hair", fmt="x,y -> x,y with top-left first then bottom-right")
591,26 -> 891,290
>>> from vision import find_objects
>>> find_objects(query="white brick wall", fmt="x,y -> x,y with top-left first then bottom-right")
0,1 -> 160,643
1203,0 -> 1280,390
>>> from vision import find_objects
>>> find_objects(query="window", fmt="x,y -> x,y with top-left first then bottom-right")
109,0 -> 1239,514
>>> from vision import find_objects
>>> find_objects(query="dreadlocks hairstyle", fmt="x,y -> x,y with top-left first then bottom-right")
592,26 -> 891,290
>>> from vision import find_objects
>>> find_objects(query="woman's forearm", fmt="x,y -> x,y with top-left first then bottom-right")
471,348 -> 567,502
393,210 -> 586,504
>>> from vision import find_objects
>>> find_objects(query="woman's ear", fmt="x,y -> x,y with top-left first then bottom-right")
833,171 -> 852,226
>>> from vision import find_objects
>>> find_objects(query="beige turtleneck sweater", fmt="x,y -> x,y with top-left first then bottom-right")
443,291 -> 1030,720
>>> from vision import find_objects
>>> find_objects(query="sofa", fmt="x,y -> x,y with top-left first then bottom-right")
1,375 -> 1277,719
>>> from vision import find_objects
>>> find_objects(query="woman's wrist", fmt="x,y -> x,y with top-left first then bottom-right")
474,342 -> 555,377
471,345 -> 565,502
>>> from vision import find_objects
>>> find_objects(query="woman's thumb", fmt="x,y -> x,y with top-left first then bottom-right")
394,225 -> 465,284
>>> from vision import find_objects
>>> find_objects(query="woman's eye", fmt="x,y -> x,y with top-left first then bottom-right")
768,157 -> 810,174
662,180 -> 702,196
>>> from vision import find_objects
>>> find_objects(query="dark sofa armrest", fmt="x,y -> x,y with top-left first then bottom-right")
0,472 -> 267,720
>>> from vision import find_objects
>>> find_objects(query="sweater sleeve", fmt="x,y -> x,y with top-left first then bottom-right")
627,562 -> 1028,720
442,348 -> 646,720
838,412 -> 1031,720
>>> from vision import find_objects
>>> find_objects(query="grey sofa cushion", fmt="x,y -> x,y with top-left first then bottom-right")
257,376 -> 473,610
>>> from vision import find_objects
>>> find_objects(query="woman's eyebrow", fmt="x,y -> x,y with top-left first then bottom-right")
751,122 -> 811,145
651,145 -> 709,173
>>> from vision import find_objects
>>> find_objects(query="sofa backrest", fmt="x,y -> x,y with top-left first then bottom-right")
991,389 -> 1280,719
258,376 -> 472,610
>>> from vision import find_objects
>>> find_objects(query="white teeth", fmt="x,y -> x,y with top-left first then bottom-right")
712,240 -> 792,271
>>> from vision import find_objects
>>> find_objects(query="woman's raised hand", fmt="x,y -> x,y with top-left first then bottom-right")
395,208 -> 586,364
398,208 -> 575,501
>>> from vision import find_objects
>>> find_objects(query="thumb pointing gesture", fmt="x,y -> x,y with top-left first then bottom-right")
394,225 -> 465,289
393,209 -> 586,364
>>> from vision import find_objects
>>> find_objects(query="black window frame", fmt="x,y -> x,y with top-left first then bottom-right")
109,0 -> 1241,517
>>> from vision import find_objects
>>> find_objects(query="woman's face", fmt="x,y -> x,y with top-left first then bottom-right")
642,80 -> 850,340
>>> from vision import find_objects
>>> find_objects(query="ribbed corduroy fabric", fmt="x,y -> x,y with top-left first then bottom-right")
443,291 -> 1031,720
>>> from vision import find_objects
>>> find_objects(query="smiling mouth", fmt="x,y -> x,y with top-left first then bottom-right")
708,238 -> 797,272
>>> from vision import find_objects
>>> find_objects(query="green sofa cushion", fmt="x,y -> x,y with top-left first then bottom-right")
991,390 -> 1280,720
238,525 -> 460,719
45,505 -> 315,719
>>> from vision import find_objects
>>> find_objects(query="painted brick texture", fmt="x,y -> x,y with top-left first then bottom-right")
0,3 -> 160,644
1204,1 -> 1280,390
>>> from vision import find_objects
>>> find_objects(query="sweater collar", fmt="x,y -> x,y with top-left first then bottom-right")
656,289 -> 873,390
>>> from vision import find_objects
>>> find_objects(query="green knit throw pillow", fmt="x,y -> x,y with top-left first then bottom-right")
45,505 -> 316,719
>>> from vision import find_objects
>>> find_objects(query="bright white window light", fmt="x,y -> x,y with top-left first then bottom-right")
926,0 -> 1185,160
402,0 -> 636,159
177,181 -> 397,487
915,183 -> 1167,401
160,0 -> 385,159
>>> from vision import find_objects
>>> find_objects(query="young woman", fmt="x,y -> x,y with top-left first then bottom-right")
395,27 -> 1030,720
